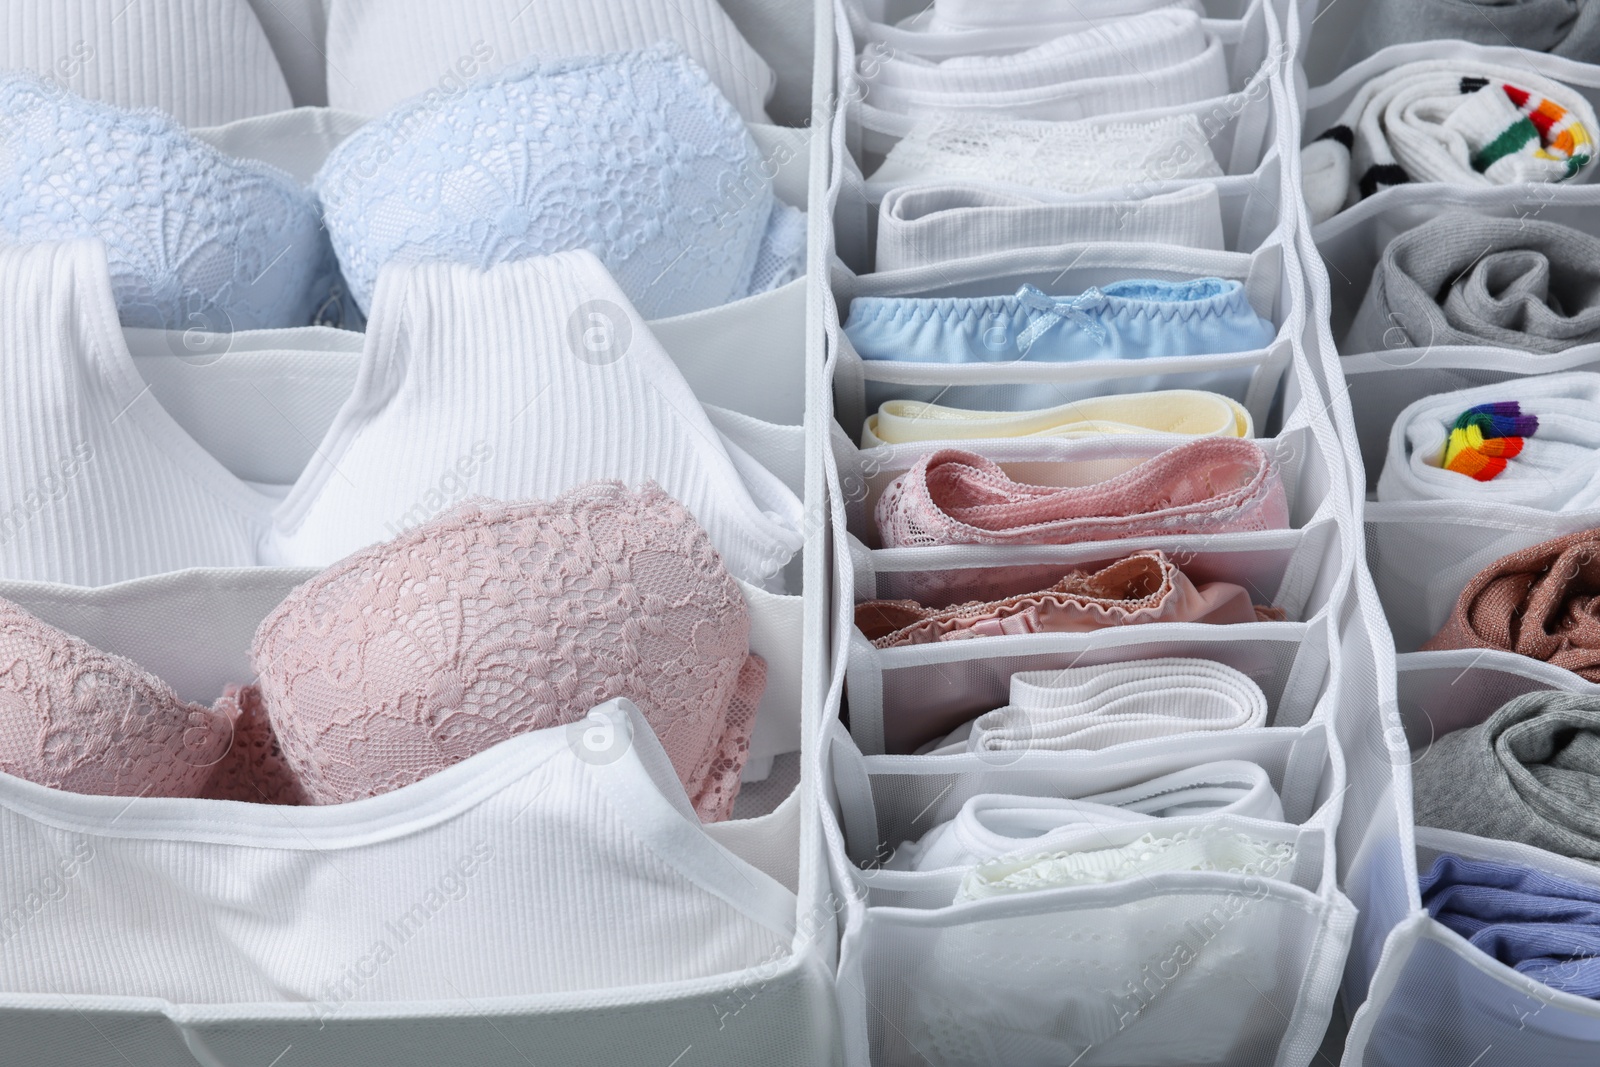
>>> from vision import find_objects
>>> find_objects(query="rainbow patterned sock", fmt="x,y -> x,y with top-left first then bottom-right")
1441,402 -> 1538,481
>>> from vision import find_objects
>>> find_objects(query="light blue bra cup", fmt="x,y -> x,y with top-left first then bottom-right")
315,44 -> 806,320
0,73 -> 336,332
843,280 -> 1277,365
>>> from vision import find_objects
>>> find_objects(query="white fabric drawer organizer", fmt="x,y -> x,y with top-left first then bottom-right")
0,0 -> 840,1065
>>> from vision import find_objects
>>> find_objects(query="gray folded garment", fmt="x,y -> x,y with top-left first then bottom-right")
1413,691 -> 1600,861
1341,0 -> 1600,69
1344,212 -> 1600,355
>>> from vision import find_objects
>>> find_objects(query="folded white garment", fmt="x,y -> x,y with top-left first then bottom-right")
325,0 -> 776,123
888,760 -> 1284,871
923,658 -> 1270,755
955,822 -> 1297,902
1377,372 -> 1600,510
869,112 -> 1223,192
875,181 -> 1225,271
861,389 -> 1251,448
0,701 -> 793,1004
861,0 -> 1204,60
859,8 -> 1227,121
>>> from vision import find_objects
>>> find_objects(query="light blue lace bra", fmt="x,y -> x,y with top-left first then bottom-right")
0,44 -> 806,330
0,74 -> 335,331
315,44 -> 805,319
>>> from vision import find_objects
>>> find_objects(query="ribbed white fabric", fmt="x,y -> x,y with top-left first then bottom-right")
0,700 -> 793,1003
860,389 -> 1252,448
1377,372 -> 1600,510
919,0 -> 1197,32
955,823 -> 1298,902
324,0 -> 775,123
861,0 -> 1203,59
888,760 -> 1284,871
923,658 -> 1270,754
0,241 -> 802,588
858,8 -> 1227,122
0,0 -> 291,126
870,112 -> 1224,192
875,182 -> 1225,271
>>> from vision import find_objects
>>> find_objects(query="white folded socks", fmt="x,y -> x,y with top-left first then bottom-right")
888,760 -> 1284,871
861,389 -> 1252,448
1378,372 -> 1600,510
1302,59 -> 1597,224
874,182 -> 1225,271
858,8 -> 1227,121
871,111 -> 1224,193
924,657 -> 1270,754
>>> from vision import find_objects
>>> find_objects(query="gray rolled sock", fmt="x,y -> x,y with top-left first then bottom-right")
1413,691 -> 1600,860
1340,0 -> 1600,69
1344,211 -> 1600,355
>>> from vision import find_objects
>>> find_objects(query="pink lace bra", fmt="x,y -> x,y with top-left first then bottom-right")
875,438 -> 1290,548
0,483 -> 762,822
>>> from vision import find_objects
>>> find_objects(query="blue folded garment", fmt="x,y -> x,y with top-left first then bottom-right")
1423,853 -> 1600,997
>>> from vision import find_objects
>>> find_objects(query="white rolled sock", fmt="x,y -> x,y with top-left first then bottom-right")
1301,58 -> 1598,224
1377,372 -> 1600,510
875,182 -> 1225,271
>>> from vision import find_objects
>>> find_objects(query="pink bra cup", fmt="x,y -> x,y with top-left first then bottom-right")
0,484 -> 762,822
855,550 -> 1283,649
875,438 -> 1290,548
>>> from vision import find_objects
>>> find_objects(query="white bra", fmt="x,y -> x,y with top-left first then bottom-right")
323,0 -> 776,123
0,0 -> 292,126
0,700 -> 795,1004
0,241 -> 802,589
0,0 -> 774,127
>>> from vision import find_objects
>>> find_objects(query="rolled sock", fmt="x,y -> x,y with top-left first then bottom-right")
874,182 -> 1225,272
1301,59 -> 1596,223
1345,212 -> 1600,355
861,388 -> 1252,447
871,111 -> 1223,193
1377,374 -> 1600,509
1340,0 -> 1600,72
1424,530 -> 1600,680
1413,692 -> 1600,860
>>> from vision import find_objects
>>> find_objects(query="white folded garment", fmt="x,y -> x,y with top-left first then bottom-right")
0,701 -> 793,1004
922,657 -> 1270,754
955,822 -> 1297,902
1377,372 -> 1600,510
859,8 -> 1227,121
875,182 -> 1225,271
888,760 -> 1284,871
860,388 -> 1251,448
869,112 -> 1223,193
